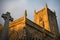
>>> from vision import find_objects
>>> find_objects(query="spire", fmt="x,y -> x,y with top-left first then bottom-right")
44,3 -> 48,8
24,9 -> 27,17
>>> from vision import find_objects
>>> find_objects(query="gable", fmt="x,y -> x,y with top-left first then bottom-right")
9,16 -> 26,31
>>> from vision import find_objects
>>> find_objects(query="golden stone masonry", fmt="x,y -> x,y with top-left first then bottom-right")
0,4 -> 60,40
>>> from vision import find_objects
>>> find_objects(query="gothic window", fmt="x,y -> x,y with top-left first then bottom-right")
39,39 -> 40,40
32,37 -> 34,40
36,37 -> 37,40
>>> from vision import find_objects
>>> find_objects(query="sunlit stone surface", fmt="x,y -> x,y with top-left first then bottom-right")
0,5 -> 60,40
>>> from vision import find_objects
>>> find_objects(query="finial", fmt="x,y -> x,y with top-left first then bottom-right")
34,10 -> 36,13
54,10 -> 56,13
24,9 -> 27,17
44,3 -> 48,8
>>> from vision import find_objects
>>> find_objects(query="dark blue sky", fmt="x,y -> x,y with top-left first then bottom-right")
0,0 -> 60,31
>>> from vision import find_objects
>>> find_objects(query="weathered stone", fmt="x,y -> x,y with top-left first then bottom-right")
1,12 -> 13,40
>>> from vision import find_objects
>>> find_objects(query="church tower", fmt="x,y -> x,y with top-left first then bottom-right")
34,4 -> 59,35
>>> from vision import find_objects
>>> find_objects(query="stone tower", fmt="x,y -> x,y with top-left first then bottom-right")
34,4 -> 59,35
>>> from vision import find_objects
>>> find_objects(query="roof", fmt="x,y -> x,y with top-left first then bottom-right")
9,17 -> 54,37
26,18 -> 54,37
9,16 -> 24,27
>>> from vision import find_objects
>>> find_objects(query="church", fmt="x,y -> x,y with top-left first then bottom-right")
0,4 -> 60,40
